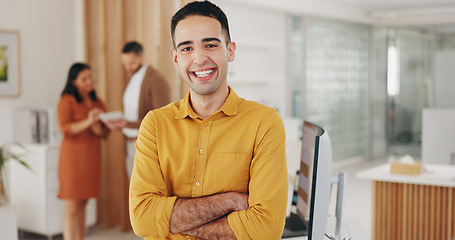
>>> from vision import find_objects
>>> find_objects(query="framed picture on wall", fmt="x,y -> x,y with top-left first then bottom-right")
0,30 -> 20,97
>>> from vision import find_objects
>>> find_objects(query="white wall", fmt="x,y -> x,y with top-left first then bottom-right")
435,50 -> 455,108
0,0 -> 78,144
224,0 -> 374,24
211,0 -> 289,116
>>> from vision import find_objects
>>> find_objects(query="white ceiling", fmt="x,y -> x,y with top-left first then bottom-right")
330,0 -> 455,10
226,0 -> 455,26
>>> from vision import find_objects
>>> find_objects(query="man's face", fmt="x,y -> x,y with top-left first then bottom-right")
170,15 -> 235,97
121,52 -> 143,75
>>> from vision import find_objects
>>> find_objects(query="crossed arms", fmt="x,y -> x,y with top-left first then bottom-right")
169,192 -> 248,239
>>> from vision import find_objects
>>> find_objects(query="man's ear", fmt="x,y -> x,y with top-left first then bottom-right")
170,48 -> 178,68
227,42 -> 236,62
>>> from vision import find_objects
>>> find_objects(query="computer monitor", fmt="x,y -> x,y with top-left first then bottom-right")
283,121 -> 333,239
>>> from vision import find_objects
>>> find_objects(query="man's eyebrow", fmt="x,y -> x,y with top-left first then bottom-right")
203,37 -> 221,43
176,38 -> 221,49
176,40 -> 192,49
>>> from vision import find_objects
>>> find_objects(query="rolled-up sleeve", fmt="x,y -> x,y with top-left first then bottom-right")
129,112 -> 177,238
227,110 -> 288,239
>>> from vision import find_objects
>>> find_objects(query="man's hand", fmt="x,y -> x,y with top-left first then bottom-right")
183,216 -> 237,240
169,192 -> 248,235
106,119 -> 128,130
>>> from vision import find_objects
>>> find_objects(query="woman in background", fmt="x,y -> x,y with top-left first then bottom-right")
57,63 -> 109,240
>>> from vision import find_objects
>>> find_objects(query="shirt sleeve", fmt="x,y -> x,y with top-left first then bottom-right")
57,95 -> 74,137
95,100 -> 111,138
129,111 -> 177,238
227,109 -> 288,239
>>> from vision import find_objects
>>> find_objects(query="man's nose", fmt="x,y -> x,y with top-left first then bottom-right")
193,48 -> 208,65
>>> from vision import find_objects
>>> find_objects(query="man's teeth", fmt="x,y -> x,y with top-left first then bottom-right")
194,69 -> 214,77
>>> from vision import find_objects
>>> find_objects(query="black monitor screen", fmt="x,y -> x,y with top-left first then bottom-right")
296,122 -> 322,223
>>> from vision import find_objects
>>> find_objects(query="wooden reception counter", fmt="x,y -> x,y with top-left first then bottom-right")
357,163 -> 455,240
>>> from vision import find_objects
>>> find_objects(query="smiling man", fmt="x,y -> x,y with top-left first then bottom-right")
129,1 -> 288,239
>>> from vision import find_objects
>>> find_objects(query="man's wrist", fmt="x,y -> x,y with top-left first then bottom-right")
226,192 -> 249,212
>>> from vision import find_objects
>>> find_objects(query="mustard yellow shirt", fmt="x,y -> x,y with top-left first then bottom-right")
129,87 -> 288,240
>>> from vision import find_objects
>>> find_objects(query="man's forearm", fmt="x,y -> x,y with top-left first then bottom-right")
183,216 -> 236,240
169,192 -> 248,234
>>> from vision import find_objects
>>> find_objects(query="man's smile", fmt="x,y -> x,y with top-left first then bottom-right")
193,69 -> 214,77
191,68 -> 216,80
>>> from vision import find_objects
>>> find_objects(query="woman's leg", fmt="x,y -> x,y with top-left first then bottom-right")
63,199 -> 79,240
63,199 -> 88,240
77,200 -> 88,239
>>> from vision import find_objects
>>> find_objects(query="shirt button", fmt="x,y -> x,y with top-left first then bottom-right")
203,122 -> 209,126
199,149 -> 204,155
195,181 -> 201,187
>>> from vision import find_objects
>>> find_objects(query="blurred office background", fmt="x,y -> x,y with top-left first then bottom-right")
1,0 -> 455,239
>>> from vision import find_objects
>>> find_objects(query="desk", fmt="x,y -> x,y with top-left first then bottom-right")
357,164 -> 455,240
281,216 -> 369,240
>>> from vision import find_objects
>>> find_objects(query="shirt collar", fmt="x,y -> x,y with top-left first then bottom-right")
176,86 -> 239,119
134,64 -> 149,76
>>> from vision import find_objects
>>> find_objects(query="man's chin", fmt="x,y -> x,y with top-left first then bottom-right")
191,85 -> 219,96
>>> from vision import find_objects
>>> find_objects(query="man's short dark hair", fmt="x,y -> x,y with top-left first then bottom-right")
122,41 -> 143,56
170,0 -> 231,48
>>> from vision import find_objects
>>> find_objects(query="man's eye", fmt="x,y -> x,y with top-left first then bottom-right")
207,44 -> 217,48
181,47 -> 192,52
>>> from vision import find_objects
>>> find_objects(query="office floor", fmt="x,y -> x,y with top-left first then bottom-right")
19,225 -> 141,240
20,158 -> 392,240
329,157 -> 388,239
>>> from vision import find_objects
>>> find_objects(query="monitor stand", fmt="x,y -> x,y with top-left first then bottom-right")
331,172 -> 346,240
282,213 -> 308,238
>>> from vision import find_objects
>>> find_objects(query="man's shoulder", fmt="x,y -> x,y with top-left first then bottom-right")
144,65 -> 162,78
142,65 -> 167,84
143,65 -> 154,74
238,97 -> 279,117
149,99 -> 182,117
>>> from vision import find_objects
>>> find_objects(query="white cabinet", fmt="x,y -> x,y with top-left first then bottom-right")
7,144 -> 96,238
0,204 -> 18,240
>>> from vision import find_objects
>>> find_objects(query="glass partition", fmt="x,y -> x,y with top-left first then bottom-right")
291,16 -> 371,161
385,29 -> 432,159
290,14 -> 454,162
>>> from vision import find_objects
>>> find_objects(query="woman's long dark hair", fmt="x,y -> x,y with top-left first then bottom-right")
61,63 -> 98,103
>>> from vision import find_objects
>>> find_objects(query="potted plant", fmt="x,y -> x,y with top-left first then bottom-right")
0,143 -> 31,205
